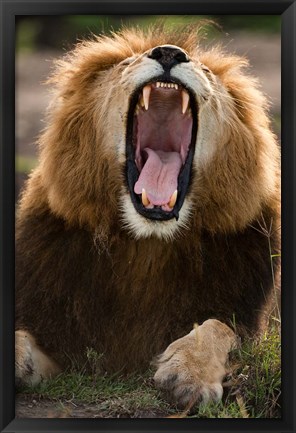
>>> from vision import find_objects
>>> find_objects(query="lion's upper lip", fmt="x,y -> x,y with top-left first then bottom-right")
126,76 -> 197,221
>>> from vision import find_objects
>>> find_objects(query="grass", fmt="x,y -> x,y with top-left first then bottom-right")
222,320 -> 281,419
18,369 -> 173,418
17,320 -> 281,418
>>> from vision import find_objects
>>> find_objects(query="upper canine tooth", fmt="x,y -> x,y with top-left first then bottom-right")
182,90 -> 190,114
142,188 -> 150,207
168,190 -> 178,208
143,85 -> 151,110
175,84 -> 179,90
156,82 -> 160,88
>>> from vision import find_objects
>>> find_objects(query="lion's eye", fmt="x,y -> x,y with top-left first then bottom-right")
201,64 -> 211,73
119,56 -> 137,66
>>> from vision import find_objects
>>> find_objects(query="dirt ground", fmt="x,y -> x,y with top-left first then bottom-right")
15,31 -> 281,419
15,393 -> 169,418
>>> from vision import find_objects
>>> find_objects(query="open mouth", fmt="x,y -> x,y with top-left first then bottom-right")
126,78 -> 198,221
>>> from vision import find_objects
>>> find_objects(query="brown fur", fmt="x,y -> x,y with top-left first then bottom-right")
16,25 -> 280,376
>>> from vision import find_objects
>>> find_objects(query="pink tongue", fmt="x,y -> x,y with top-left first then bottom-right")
134,148 -> 182,205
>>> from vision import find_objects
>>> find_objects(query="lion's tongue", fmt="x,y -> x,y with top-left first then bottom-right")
134,148 -> 182,205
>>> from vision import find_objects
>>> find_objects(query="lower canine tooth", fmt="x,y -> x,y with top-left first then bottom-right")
168,190 -> 178,208
182,90 -> 190,114
142,189 -> 150,207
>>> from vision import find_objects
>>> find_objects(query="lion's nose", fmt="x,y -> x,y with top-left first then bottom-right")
148,45 -> 189,71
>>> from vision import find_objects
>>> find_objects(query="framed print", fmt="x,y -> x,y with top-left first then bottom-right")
1,1 -> 295,432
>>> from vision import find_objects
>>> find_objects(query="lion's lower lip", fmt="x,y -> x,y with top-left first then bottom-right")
126,77 -> 198,221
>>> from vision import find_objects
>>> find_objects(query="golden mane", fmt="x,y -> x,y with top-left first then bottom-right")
16,26 -> 280,400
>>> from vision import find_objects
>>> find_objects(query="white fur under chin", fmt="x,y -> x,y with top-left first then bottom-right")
116,55 -> 214,242
120,192 -> 193,241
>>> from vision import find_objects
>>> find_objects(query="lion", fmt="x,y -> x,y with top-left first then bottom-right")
15,25 -> 280,409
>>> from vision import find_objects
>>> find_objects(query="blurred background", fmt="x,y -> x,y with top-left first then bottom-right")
15,15 -> 281,199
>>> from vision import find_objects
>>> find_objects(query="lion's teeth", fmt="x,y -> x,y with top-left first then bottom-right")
182,90 -> 190,114
168,190 -> 178,208
155,82 -> 179,90
141,188 -> 150,206
143,85 -> 151,110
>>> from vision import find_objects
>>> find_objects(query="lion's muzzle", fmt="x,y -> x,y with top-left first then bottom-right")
126,47 -> 198,222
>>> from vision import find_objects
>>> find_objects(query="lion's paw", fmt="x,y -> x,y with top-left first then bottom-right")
15,330 -> 36,387
15,330 -> 61,387
154,319 -> 238,408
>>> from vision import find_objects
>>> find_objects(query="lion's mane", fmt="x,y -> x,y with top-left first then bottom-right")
16,25 -> 280,373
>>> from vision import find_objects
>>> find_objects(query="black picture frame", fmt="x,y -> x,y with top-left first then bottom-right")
1,1 -> 295,432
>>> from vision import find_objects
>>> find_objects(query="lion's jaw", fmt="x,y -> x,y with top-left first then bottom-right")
110,46 -> 213,241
